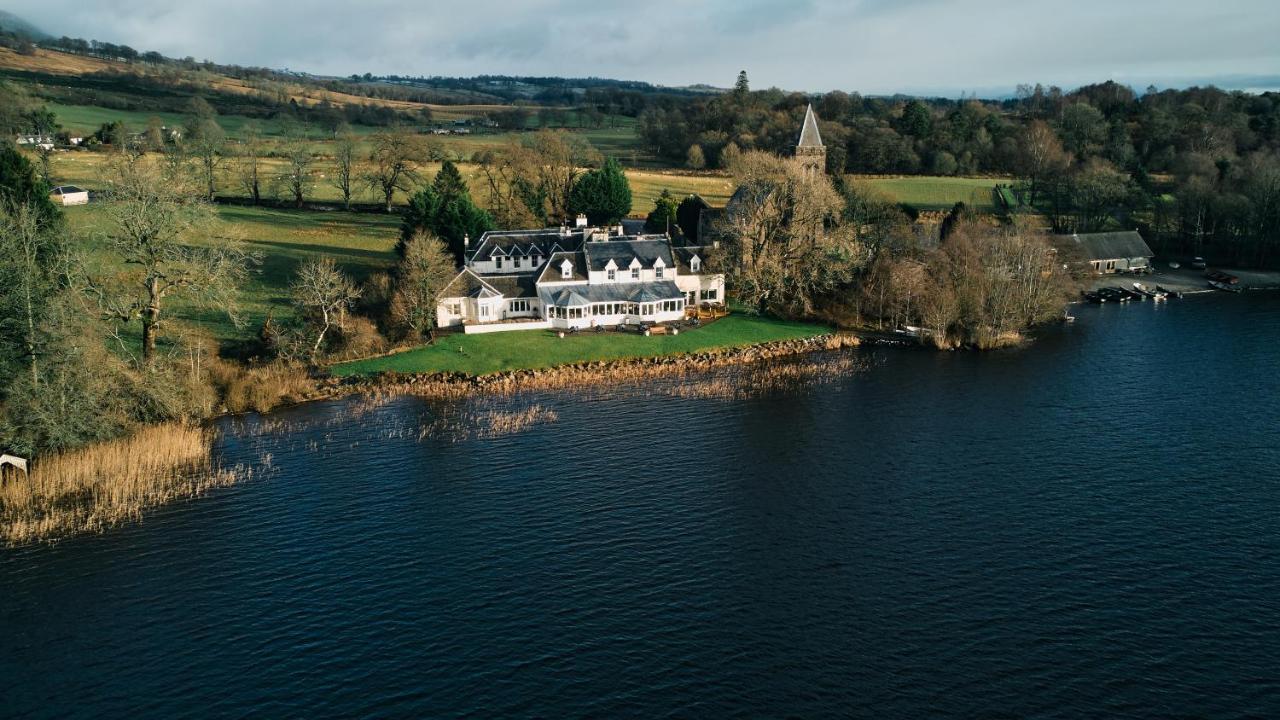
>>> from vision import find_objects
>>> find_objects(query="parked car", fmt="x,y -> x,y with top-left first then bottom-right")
1191,257 -> 1207,269
49,185 -> 89,206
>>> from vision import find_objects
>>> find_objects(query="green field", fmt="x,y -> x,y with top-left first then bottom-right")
47,102 -> 647,153
39,147 -> 732,214
65,203 -> 400,344
853,175 -> 1007,211
332,314 -> 828,376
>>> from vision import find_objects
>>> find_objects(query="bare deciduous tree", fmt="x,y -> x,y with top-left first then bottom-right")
331,125 -> 359,210
278,128 -> 315,209
97,157 -> 256,364
365,127 -> 427,212
1016,120 -> 1070,205
235,122 -> 266,205
718,151 -> 863,317
388,230 -> 456,339
0,201 -> 64,384
187,117 -> 226,201
525,130 -> 600,222
291,257 -> 360,361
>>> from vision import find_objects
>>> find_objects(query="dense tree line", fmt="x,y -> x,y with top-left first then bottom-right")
647,74 -> 1280,267
710,155 -> 1077,346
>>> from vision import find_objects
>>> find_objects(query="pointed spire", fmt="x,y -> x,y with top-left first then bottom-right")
798,104 -> 823,148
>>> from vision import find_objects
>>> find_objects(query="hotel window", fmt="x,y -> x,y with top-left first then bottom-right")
608,268 -> 615,281
562,263 -> 572,279
631,267 -> 640,280
655,265 -> 664,279
514,257 -> 522,268
704,288 -> 718,301
690,257 -> 700,272
495,257 -> 503,269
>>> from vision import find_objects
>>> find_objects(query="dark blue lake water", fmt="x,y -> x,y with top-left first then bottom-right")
4,294 -> 1280,719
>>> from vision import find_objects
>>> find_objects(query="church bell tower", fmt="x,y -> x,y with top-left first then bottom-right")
795,104 -> 826,178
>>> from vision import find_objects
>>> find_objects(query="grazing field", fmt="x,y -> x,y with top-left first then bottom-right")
331,314 -> 828,377
45,102 -> 651,158
46,104 -> 363,139
64,203 -> 400,344
852,175 -> 1007,211
628,169 -> 735,208
36,147 -> 729,210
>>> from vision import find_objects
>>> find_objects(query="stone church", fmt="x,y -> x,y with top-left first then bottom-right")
698,105 -> 831,242
795,104 -> 827,177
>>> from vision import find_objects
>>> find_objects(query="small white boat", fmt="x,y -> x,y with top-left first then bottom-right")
1133,282 -> 1168,301
1168,261 -> 1181,270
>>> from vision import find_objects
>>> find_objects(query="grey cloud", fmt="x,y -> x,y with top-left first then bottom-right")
3,0 -> 1276,94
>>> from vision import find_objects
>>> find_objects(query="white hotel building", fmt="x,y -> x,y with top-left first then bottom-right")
436,217 -> 725,333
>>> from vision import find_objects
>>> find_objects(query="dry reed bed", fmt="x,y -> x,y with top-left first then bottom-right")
418,405 -> 560,442
0,423 -> 242,546
659,353 -> 866,399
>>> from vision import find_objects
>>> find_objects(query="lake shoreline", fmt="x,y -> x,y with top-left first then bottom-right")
310,332 -> 864,403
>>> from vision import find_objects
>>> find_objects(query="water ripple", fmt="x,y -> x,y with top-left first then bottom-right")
3,295 -> 1280,719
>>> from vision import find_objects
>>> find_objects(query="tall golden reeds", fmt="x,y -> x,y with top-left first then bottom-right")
0,423 -> 239,546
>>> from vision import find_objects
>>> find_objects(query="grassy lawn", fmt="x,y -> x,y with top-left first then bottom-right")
64,203 -> 400,344
853,175 -> 1007,211
331,314 -> 828,377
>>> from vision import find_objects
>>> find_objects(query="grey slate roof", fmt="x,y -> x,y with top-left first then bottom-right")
537,251 -> 589,283
1057,231 -> 1154,261
671,246 -> 707,273
582,239 -> 675,271
620,218 -> 647,235
440,268 -> 500,299
539,281 -> 685,307
480,272 -> 540,299
469,229 -> 581,262
798,104 -> 823,148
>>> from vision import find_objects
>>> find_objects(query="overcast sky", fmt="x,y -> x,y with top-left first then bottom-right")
6,0 -> 1279,95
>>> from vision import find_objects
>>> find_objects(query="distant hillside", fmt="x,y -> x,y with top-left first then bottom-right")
0,45 -> 511,125
0,10 -> 49,39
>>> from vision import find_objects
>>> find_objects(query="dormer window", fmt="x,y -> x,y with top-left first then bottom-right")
607,269 -> 616,281
690,255 -> 701,273
655,265 -> 664,279
514,257 -> 522,268
495,257 -> 503,270
560,259 -> 573,279
631,267 -> 640,280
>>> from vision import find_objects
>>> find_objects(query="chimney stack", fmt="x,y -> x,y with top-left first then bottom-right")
575,214 -> 588,228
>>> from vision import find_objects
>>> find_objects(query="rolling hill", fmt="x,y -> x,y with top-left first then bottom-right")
0,10 -> 49,39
